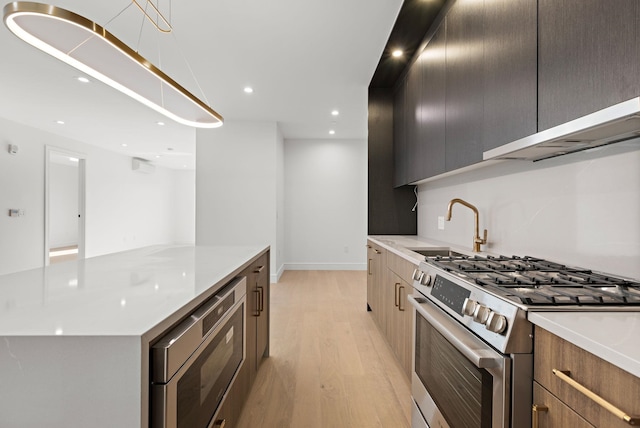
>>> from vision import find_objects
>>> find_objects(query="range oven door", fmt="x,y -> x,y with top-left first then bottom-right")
151,277 -> 246,428
409,295 -> 510,428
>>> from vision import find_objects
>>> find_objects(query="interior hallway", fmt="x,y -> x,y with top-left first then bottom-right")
237,270 -> 411,428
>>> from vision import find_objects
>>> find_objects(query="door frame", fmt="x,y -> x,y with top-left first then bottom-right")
44,146 -> 87,266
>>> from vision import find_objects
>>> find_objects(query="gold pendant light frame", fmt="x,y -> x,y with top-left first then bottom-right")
3,1 -> 223,128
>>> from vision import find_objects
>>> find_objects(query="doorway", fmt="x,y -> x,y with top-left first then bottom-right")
45,147 -> 86,265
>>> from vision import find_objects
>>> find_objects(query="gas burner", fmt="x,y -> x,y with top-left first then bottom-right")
424,254 -> 640,306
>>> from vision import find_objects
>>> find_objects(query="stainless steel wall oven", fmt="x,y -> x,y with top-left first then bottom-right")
150,276 -> 246,428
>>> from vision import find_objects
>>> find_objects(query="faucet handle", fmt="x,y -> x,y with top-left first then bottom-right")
475,229 -> 488,245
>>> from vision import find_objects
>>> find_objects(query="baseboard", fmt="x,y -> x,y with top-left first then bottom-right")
283,263 -> 367,271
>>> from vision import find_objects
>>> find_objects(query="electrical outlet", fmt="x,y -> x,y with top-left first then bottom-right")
438,216 -> 445,230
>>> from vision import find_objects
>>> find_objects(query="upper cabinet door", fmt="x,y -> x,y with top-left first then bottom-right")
445,0 -> 484,172
538,0 -> 640,131
419,21 -> 447,180
482,0 -> 537,151
405,59 -> 423,184
393,77 -> 407,187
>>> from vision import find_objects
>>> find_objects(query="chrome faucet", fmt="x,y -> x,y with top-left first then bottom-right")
445,198 -> 488,252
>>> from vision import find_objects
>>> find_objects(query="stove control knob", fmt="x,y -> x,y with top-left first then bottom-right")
486,312 -> 508,334
420,274 -> 432,286
412,269 -> 423,282
462,298 -> 477,316
472,305 -> 491,324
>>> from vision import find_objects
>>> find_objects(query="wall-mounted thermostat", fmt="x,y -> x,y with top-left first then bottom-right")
8,144 -> 19,155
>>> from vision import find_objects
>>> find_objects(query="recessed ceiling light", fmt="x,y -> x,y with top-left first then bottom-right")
76,76 -> 89,83
244,86 -> 254,94
156,121 -> 165,126
55,120 -> 64,125
155,155 -> 161,158
329,130 -> 335,135
69,157 -> 79,162
392,49 -> 403,58
331,110 -> 339,116
121,143 -> 128,147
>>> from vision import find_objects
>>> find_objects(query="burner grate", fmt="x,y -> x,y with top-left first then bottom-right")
425,254 -> 640,306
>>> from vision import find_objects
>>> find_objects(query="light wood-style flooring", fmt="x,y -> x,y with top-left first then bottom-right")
237,270 -> 411,428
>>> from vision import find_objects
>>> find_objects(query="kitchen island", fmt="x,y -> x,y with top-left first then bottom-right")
0,244 -> 268,428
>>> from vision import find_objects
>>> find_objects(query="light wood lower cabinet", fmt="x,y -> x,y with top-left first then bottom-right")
367,241 -> 387,333
534,326 -> 640,428
366,240 -> 417,379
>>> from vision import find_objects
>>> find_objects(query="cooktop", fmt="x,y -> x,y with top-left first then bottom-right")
425,254 -> 640,306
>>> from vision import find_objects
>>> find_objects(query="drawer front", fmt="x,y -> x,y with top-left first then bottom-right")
386,251 -> 418,285
533,382 -> 594,428
534,327 -> 640,428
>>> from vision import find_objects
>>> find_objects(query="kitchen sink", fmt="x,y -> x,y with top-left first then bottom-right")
408,248 -> 467,258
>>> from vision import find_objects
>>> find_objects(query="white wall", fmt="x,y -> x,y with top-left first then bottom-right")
196,121 -> 281,280
49,162 -> 79,248
284,138 -> 367,270
0,117 -> 195,276
417,140 -> 640,280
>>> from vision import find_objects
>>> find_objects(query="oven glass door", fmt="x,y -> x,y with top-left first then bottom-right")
411,295 -> 509,428
176,303 -> 244,428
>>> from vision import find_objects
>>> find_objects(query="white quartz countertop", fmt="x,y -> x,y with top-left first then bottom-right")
529,311 -> 640,378
0,244 -> 266,337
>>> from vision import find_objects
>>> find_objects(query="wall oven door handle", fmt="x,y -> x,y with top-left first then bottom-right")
409,295 -> 504,369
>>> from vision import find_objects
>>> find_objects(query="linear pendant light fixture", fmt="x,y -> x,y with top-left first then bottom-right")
3,1 -> 223,128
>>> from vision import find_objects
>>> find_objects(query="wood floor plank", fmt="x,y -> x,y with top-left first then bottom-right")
236,270 -> 411,428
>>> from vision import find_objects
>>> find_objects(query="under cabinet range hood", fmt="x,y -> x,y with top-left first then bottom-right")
484,97 -> 640,161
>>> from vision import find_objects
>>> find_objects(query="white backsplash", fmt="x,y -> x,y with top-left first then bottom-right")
417,139 -> 640,280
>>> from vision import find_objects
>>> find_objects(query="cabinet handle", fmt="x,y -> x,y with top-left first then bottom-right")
394,282 -> 400,307
253,289 -> 261,317
374,249 -> 381,254
213,419 -> 226,428
257,286 -> 264,313
552,368 -> 640,425
368,259 -> 373,275
254,265 -> 265,273
531,404 -> 548,428
398,285 -> 405,311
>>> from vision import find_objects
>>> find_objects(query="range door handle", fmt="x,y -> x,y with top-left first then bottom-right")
409,295 -> 506,369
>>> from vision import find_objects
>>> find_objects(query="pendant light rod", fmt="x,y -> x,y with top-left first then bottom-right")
3,1 -> 223,128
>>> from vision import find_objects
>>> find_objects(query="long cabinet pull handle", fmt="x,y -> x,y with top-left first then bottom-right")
394,282 -> 400,307
368,259 -> 373,275
552,369 -> 640,425
253,290 -> 261,317
398,285 -> 405,311
531,404 -> 548,428
257,286 -> 264,313
254,265 -> 265,273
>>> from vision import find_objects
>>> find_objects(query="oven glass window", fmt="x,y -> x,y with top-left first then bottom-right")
176,304 -> 244,428
416,312 -> 493,427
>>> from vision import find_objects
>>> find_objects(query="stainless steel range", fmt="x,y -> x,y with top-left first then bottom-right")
409,252 -> 640,428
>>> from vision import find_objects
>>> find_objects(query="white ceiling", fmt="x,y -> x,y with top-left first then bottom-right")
0,0 -> 402,169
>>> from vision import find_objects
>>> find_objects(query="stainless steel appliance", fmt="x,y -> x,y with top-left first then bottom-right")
151,276 -> 246,428
410,253 -> 640,428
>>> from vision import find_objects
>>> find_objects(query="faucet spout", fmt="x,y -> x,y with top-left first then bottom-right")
446,198 -> 488,252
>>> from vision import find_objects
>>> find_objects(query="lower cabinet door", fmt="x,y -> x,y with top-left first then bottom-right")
533,382 -> 594,428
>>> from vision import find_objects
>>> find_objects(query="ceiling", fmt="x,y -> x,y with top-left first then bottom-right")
0,0 -> 403,169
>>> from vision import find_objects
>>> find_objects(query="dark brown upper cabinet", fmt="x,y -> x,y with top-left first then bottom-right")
482,0 -> 537,151
538,0 -> 640,131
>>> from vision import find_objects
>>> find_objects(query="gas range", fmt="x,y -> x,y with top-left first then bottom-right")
411,253 -> 640,354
